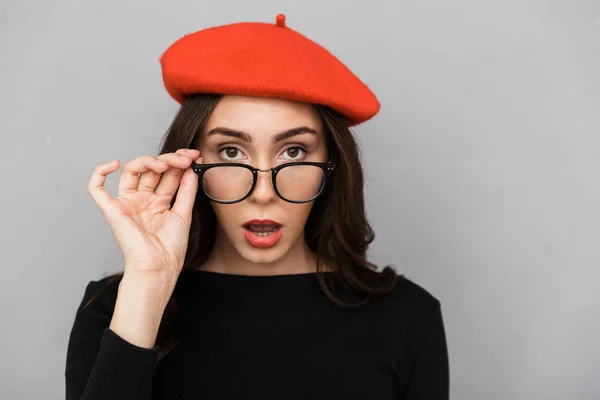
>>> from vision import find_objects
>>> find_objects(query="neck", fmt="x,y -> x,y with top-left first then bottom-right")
197,227 -> 327,276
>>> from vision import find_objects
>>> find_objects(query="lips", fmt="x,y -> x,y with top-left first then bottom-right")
242,219 -> 283,249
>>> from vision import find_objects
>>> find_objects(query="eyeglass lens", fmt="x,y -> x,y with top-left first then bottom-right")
202,165 -> 326,202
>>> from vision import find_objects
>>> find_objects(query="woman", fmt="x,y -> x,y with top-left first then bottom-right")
65,13 -> 449,400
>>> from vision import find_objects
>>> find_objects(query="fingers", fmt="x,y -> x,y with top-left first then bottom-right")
117,149 -> 200,198
87,159 -> 121,213
153,149 -> 200,197
170,156 -> 203,224
137,149 -> 198,193
117,155 -> 170,197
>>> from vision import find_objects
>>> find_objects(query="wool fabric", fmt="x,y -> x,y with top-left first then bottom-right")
159,13 -> 380,126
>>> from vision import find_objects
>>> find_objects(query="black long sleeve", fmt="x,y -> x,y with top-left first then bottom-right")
65,271 -> 449,399
65,279 -> 160,400
401,306 -> 450,399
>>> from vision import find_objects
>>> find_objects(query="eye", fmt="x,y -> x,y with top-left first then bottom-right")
282,146 -> 307,161
218,146 -> 245,161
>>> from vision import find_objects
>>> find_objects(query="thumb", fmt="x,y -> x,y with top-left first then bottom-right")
170,157 -> 201,225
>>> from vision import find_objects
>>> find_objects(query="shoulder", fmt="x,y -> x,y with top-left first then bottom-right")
369,272 -> 443,336
367,272 -> 445,358
75,274 -> 122,317
391,274 -> 441,313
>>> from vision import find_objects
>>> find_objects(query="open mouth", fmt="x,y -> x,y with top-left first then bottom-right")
241,219 -> 284,248
243,224 -> 281,237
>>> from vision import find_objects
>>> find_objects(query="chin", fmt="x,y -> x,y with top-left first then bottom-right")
236,241 -> 289,265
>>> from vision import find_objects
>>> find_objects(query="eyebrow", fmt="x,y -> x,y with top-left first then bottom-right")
206,126 -> 318,144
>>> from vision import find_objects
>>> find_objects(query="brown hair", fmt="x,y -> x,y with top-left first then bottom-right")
80,93 -> 402,360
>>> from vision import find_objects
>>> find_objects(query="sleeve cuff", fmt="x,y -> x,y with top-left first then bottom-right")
102,327 -> 161,356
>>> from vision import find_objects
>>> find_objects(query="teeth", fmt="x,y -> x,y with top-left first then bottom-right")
252,227 -> 279,237
255,232 -> 274,237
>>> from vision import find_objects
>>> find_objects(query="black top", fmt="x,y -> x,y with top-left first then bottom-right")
65,269 -> 449,399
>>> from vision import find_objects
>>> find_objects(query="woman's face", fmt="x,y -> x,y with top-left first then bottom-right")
197,95 -> 328,265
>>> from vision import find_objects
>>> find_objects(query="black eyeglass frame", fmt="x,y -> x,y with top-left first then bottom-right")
190,161 -> 336,204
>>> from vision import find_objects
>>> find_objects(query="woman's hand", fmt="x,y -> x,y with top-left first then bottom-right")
87,148 -> 203,284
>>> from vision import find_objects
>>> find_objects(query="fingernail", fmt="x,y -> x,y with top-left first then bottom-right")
178,155 -> 189,160
185,149 -> 198,154
155,158 -> 164,164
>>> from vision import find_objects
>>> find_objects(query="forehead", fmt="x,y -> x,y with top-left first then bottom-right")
203,95 -> 323,137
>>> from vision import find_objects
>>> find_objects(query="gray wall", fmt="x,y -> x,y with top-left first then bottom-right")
1,1 -> 598,399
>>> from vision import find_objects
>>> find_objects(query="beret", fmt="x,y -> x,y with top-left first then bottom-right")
159,14 -> 380,126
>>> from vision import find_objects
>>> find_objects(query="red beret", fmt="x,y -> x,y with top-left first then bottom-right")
159,14 -> 380,126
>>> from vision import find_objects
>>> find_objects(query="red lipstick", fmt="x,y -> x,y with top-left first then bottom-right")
242,219 -> 283,249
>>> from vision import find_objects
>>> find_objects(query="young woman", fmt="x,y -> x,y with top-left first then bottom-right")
65,14 -> 449,400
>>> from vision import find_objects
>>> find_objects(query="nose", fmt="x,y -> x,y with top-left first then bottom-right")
248,168 -> 277,204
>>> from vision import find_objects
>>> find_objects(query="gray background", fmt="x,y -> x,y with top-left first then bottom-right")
1,0 -> 598,399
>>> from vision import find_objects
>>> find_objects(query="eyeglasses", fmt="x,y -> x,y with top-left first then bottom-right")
191,161 -> 335,204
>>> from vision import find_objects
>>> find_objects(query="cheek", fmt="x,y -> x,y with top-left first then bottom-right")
212,203 -> 243,230
284,204 -> 314,229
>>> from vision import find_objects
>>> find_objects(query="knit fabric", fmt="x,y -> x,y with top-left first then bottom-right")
65,269 -> 449,399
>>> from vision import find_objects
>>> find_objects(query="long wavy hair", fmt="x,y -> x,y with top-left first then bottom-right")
80,93 -> 401,361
